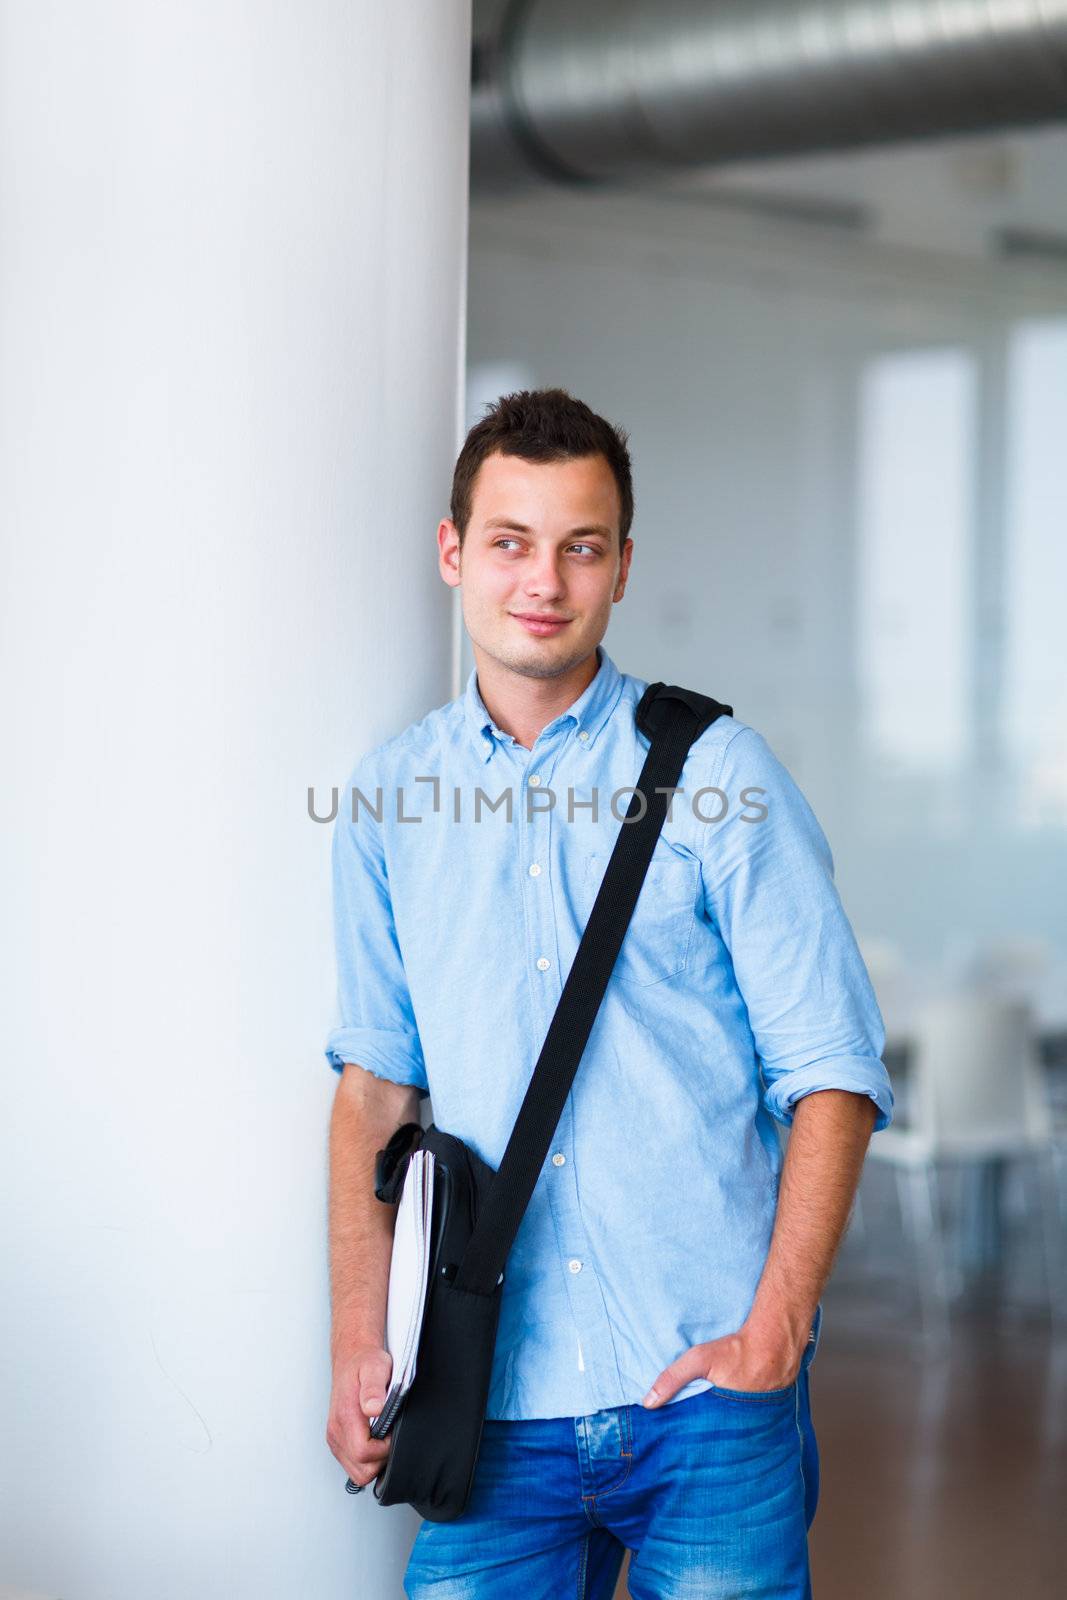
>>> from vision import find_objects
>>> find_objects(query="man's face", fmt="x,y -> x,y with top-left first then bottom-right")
438,450 -> 633,680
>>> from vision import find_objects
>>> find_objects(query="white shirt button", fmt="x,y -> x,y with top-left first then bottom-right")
536,956 -> 551,971
578,730 -> 590,741
568,1259 -> 582,1274
528,773 -> 542,786
529,863 -> 541,876
552,1152 -> 566,1167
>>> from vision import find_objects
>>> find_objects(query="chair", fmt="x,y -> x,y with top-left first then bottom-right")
854,931 -> 915,1061
866,991 -> 1063,1343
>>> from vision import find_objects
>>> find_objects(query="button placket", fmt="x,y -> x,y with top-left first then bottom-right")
522,736 -> 564,988
520,727 -> 620,1403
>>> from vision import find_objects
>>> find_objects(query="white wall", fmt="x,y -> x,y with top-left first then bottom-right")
0,3 -> 470,1595
466,188 -> 1067,997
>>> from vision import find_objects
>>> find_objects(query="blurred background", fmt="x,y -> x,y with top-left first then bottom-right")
463,2 -> 1067,1595
1,3 -> 1064,1597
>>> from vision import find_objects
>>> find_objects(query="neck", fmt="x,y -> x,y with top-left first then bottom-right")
473,645 -> 601,751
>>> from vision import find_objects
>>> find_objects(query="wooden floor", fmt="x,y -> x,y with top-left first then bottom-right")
612,1299 -> 1067,1598
808,1304 -> 1066,1599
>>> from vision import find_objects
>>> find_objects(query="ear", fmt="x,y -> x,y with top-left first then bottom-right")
438,519 -> 461,587
613,537 -> 633,601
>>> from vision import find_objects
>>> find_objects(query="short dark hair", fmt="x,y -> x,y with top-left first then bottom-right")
450,387 -> 633,553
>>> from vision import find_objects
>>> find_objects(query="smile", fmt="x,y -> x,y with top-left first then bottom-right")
511,614 -> 572,635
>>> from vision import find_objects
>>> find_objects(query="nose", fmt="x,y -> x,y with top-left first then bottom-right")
522,550 -> 565,601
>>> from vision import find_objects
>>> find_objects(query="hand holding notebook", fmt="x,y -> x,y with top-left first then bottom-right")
345,1146 -> 435,1492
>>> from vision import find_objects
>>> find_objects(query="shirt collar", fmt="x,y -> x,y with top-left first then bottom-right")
462,644 -> 625,762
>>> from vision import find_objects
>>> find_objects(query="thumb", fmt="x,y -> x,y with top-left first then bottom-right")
642,1347 -> 705,1409
358,1351 -> 394,1417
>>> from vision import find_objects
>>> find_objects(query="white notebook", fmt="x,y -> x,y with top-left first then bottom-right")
368,1147 -> 436,1438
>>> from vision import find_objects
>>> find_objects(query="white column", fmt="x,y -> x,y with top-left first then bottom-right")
0,3 -> 470,1595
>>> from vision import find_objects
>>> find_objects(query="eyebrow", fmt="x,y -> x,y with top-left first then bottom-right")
483,519 -> 614,540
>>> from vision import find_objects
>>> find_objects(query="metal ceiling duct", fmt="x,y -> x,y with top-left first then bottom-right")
471,0 -> 1067,191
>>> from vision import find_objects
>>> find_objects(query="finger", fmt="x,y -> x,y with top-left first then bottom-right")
332,1433 -> 389,1484
358,1357 -> 394,1418
351,1421 -> 392,1461
642,1347 -> 706,1408
327,1418 -> 391,1477
329,1437 -> 368,1483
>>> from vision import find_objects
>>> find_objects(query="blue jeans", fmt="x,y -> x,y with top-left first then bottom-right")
404,1317 -> 821,1599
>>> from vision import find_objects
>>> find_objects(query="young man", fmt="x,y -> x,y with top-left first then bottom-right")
324,388 -> 893,1599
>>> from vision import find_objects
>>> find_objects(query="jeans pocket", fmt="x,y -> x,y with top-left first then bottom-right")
699,1305 -> 823,1403
706,1378 -> 798,1403
801,1303 -> 823,1373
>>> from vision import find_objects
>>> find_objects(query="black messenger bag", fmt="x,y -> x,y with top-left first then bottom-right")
349,680 -> 732,1522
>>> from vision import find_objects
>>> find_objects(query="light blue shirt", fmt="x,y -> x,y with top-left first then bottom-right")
325,644 -> 893,1420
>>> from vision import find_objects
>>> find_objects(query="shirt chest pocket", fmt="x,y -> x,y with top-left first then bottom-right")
581,847 -> 702,987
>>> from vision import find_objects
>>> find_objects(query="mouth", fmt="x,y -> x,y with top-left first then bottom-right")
510,613 -> 572,636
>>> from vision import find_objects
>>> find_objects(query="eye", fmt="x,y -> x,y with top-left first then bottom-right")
490,536 -> 602,556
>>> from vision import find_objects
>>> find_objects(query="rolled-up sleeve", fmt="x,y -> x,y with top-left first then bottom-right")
699,726 -> 893,1132
323,754 -> 429,1097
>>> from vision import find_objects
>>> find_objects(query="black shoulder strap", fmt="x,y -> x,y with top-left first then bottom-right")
452,680 -> 733,1296
634,680 -> 733,743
